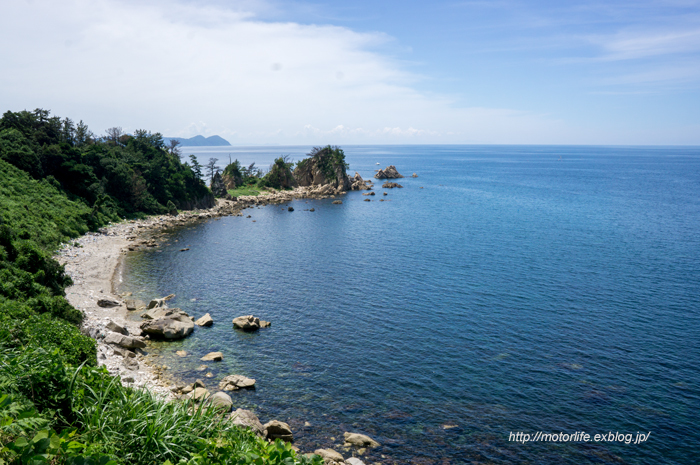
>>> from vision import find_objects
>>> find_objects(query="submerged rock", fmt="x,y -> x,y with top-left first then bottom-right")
201,352 -> 224,362
332,200 -> 342,204
343,432 -> 380,448
374,165 -> 404,179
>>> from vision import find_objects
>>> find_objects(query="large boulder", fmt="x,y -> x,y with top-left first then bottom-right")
186,387 -> 210,402
219,374 -> 255,390
104,332 -> 147,349
264,420 -> 293,442
97,298 -> 120,308
195,313 -> 214,327
106,320 -> 128,335
228,408 -> 266,437
207,391 -> 233,412
374,165 -> 404,179
232,315 -> 265,331
343,432 -> 380,448
125,299 -> 145,311
140,309 -> 194,340
293,146 -> 351,192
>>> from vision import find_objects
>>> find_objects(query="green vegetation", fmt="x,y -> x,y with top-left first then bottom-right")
295,146 -> 348,184
0,108 -> 322,465
257,157 -> 296,190
227,185 -> 266,197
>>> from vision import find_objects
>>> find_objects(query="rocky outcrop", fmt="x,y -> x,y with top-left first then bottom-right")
219,374 -> 256,390
232,315 -> 270,331
343,432 -> 380,448
264,420 -> 293,442
211,172 -> 227,198
374,165 -> 404,179
140,308 -> 194,340
294,146 -> 351,192
195,313 -> 214,326
382,182 -> 403,188
350,172 -> 372,190
228,409 -> 266,437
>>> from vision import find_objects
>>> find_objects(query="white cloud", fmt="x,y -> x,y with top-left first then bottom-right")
0,0 -> 569,144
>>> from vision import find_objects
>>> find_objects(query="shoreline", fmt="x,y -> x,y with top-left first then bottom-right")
56,186 -> 345,396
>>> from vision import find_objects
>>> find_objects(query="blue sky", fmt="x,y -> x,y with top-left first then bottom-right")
1,0 -> 699,144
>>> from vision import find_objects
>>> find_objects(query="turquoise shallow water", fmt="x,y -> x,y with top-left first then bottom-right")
119,145 -> 700,464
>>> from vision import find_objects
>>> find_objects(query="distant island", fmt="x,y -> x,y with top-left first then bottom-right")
164,135 -> 231,146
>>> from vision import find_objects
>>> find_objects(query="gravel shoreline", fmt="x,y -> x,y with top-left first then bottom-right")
55,187 -> 344,396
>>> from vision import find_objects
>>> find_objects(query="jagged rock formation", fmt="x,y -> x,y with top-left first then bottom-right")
350,172 -> 372,190
294,146 -> 351,192
375,165 -> 404,179
261,157 -> 297,189
211,172 -> 227,197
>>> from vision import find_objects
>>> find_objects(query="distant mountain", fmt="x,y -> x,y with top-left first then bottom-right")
164,135 -> 231,146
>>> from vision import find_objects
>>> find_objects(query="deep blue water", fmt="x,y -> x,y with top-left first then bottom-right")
118,145 -> 700,464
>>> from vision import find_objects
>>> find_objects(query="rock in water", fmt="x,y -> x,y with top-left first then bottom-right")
343,432 -> 380,448
374,165 -> 404,179
195,313 -> 214,326
288,206 -> 294,211
332,200 -> 342,204
219,374 -> 256,390
350,172 -> 372,190
140,309 -> 194,340
207,391 -> 233,412
382,182 -> 403,188
411,173 -> 418,177
97,298 -> 120,308
228,409 -> 266,437
232,315 -> 266,331
264,420 -> 293,442
201,352 -> 224,361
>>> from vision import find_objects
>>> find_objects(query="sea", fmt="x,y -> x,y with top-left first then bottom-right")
117,145 -> 700,465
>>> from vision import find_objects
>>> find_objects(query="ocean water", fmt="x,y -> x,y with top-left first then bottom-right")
117,145 -> 700,465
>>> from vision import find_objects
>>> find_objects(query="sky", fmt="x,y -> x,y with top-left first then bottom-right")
1,0 -> 699,145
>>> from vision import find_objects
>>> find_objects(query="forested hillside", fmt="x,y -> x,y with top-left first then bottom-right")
0,109 -> 318,464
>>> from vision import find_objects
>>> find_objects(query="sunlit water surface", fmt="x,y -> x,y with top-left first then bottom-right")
118,145 -> 700,465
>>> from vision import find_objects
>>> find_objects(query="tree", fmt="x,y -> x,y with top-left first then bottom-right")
105,127 -> 124,145
75,120 -> 93,147
189,154 -> 203,181
168,139 -> 182,160
205,157 -> 219,184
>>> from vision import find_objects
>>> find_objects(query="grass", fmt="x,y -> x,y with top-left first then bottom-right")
228,186 -> 269,197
